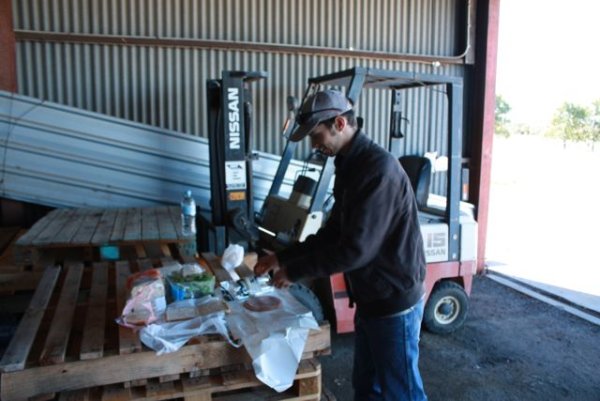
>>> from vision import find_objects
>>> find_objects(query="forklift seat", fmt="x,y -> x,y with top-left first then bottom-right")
399,155 -> 432,209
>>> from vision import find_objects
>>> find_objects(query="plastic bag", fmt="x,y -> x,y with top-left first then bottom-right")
118,269 -> 166,328
140,296 -> 239,355
165,296 -> 229,322
226,289 -> 319,392
221,243 -> 244,270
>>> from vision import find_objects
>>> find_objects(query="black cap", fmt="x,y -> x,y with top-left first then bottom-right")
290,89 -> 353,142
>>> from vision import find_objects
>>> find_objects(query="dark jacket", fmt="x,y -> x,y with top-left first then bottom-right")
277,131 -> 426,318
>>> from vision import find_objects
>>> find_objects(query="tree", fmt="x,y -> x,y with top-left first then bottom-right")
514,123 -> 537,136
590,99 -> 600,151
495,95 -> 511,137
549,102 -> 590,145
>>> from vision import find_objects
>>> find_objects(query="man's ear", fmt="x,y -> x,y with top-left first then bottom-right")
334,115 -> 347,131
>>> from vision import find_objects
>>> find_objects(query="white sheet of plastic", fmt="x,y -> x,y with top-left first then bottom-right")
226,288 -> 320,392
139,297 -> 239,355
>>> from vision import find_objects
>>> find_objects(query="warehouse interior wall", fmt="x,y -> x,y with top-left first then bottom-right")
1,0 -> 499,269
9,0 -> 468,156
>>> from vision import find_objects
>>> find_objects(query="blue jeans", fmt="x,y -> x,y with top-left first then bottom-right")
353,298 -> 428,401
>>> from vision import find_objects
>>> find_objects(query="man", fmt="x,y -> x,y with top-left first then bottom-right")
254,89 -> 428,401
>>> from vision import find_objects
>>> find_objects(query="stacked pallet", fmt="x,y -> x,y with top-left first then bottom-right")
0,256 -> 331,401
13,206 -> 196,266
1,206 -> 197,294
58,359 -> 323,401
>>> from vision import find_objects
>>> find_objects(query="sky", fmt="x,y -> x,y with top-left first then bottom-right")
495,0 -> 600,129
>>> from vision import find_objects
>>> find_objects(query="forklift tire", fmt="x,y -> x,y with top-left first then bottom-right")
288,283 -> 325,323
423,281 -> 468,334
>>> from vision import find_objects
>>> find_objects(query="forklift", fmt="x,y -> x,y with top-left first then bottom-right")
202,68 -> 477,334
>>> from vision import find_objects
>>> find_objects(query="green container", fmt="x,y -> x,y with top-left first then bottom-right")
167,273 -> 215,301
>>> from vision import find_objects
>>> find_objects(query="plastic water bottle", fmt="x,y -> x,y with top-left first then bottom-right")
181,190 -> 196,236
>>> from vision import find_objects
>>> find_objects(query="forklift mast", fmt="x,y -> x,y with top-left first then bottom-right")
204,70 -> 267,254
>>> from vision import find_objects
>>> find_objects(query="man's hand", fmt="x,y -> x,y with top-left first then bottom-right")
254,253 -> 280,276
272,268 -> 292,289
254,253 -> 293,288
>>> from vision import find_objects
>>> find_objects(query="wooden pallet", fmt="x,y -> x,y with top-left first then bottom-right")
58,358 -> 323,401
13,206 -> 195,269
0,234 -> 179,295
0,257 -> 331,401
0,228 -> 43,294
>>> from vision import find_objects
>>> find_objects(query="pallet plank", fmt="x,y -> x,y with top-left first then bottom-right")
32,209 -> 77,246
15,209 -> 60,246
70,209 -> 103,245
92,209 -> 119,245
158,374 -> 181,384
298,360 -> 321,397
0,265 -> 62,372
57,388 -> 90,401
134,244 -> 148,258
51,209 -> 86,245
125,379 -> 148,389
137,259 -> 154,272
0,271 -> 44,292
110,208 -> 129,243
156,206 -> 178,241
201,253 -> 232,284
160,243 -> 172,258
31,248 -> 60,271
145,380 -> 179,399
160,257 -> 175,266
167,206 -> 185,240
234,264 -> 254,280
115,261 -> 142,354
39,262 -> 84,365
80,262 -> 109,360
183,393 -> 211,401
123,209 -> 142,242
100,384 -> 131,401
141,208 -> 160,241
181,255 -> 201,265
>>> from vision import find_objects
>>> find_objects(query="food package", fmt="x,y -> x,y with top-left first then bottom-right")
165,296 -> 230,322
167,263 -> 216,301
140,300 -> 239,355
120,269 -> 166,327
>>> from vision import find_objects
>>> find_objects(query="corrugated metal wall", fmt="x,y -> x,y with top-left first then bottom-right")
0,90 -> 319,212
12,0 -> 467,195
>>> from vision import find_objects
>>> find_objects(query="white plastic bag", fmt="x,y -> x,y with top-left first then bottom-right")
139,296 -> 239,355
226,289 -> 319,392
221,243 -> 244,270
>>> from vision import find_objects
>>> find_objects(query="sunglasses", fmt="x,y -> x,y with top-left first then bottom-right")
295,108 -> 346,125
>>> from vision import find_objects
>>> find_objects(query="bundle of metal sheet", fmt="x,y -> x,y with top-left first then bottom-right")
0,91 -> 319,215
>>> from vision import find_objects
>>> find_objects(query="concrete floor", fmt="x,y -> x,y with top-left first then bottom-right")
319,275 -> 600,401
